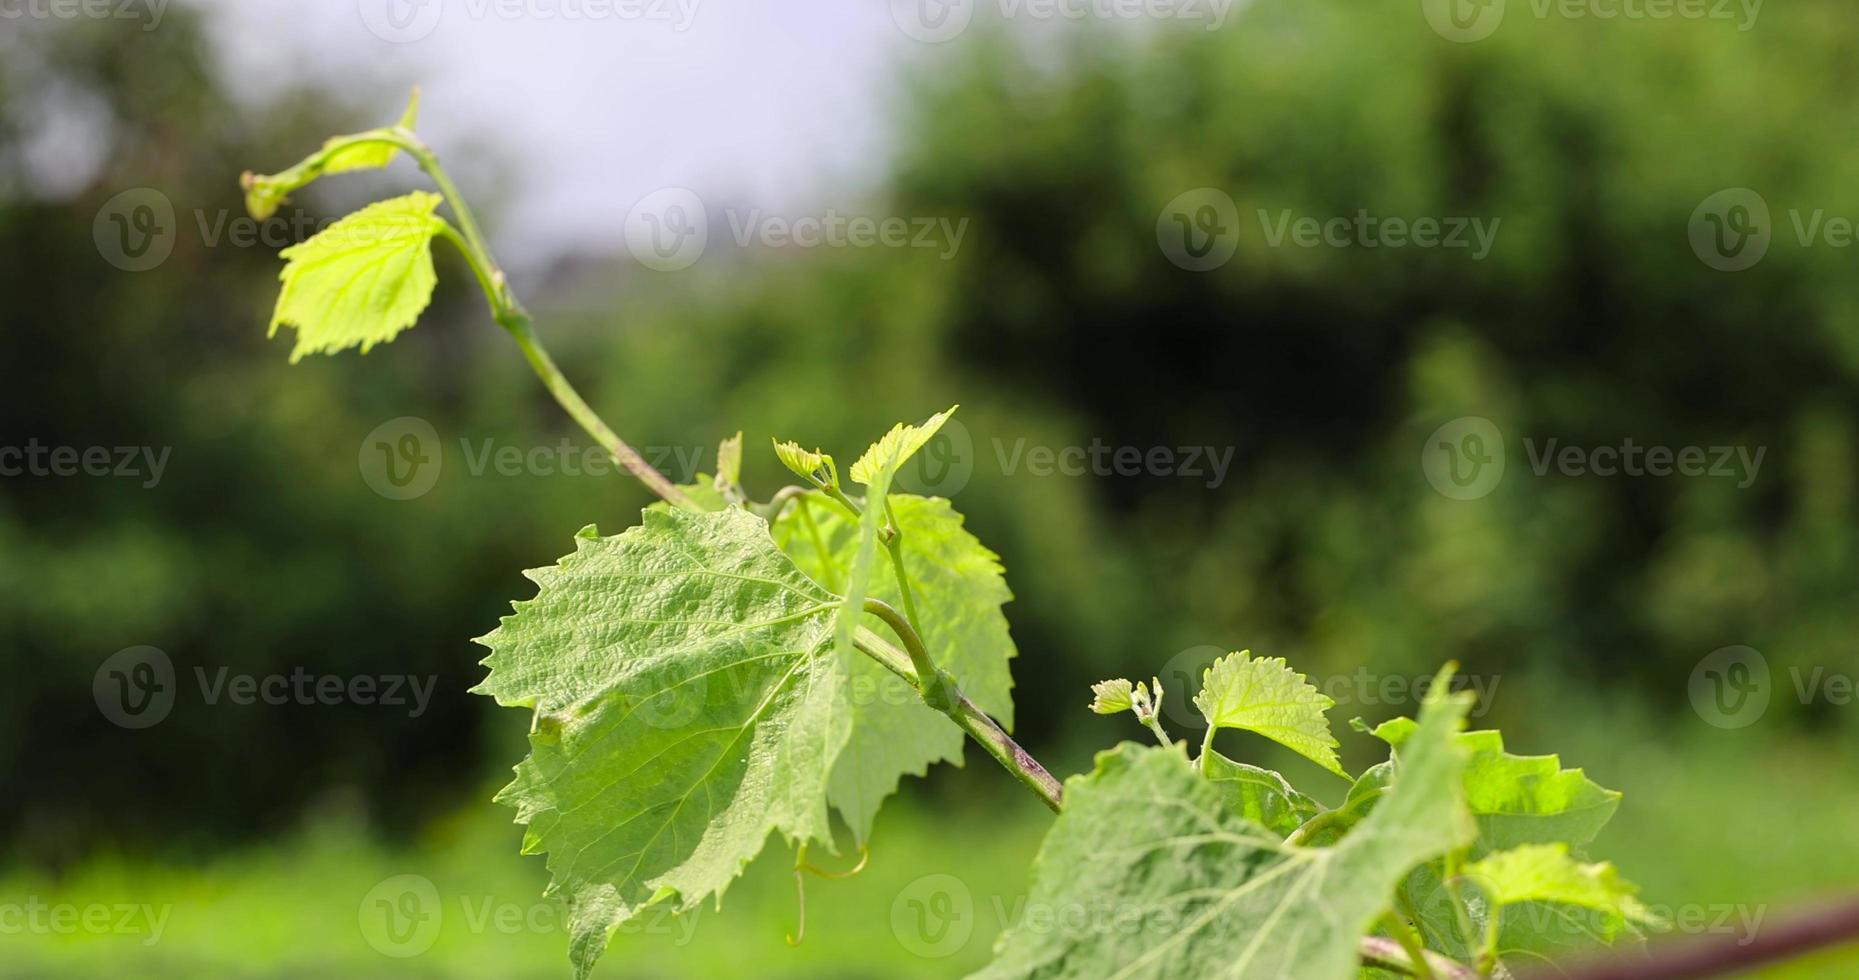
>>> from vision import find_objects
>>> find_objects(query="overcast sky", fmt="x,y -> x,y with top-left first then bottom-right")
187,0 -> 953,267
0,2 -> 1244,269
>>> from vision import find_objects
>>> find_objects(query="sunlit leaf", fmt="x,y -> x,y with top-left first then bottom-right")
267,191 -> 446,362
1193,650 -> 1346,778
976,678 -> 1475,979
473,509 -> 849,978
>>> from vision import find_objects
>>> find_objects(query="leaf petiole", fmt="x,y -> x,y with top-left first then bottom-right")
863,597 -> 957,713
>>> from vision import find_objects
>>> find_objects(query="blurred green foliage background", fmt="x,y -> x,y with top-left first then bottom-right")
2,2 -> 1856,976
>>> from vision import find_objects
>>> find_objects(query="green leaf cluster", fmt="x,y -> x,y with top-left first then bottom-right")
469,407 -> 1009,976
1039,656 -> 1652,977
978,677 -> 1475,979
245,100 -> 1655,980
771,491 -> 1016,842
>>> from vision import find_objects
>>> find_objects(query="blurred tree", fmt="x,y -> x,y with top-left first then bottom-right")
586,5 -> 1859,751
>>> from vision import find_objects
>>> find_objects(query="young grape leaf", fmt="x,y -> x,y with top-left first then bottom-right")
1289,760 -> 1394,846
772,492 -> 1016,842
646,474 -> 729,514
242,89 -> 420,219
1088,678 -> 1138,714
1468,843 -> 1654,931
847,405 -> 956,486
1366,721 -> 1630,967
1193,651 -> 1347,778
319,87 -> 420,175
713,432 -> 744,503
773,440 -> 837,489
267,190 -> 447,362
822,407 -> 958,683
1404,843 -> 1654,968
1201,750 -> 1322,838
682,479 -> 731,512
472,509 -> 850,979
974,676 -> 1475,980
1473,844 -> 1654,965
1370,719 -> 1620,851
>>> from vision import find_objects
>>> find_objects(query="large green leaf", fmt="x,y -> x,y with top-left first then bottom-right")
974,681 -> 1476,980
473,509 -> 850,978
1371,719 -> 1620,851
772,492 -> 1016,841
1193,651 -> 1347,777
267,190 -> 446,362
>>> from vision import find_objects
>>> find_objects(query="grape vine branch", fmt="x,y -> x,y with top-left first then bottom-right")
237,92 -> 1859,980
242,100 -> 1064,811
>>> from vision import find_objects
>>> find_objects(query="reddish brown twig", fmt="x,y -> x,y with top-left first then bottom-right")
1530,895 -> 1859,980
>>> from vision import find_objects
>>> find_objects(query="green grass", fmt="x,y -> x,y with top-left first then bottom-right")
5,693 -> 1854,978
0,789 -> 1048,979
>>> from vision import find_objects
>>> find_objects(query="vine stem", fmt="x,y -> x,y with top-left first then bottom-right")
394,130 -> 697,511
880,497 -> 928,639
1534,895 -> 1859,980
851,622 -> 1063,812
500,313 -> 696,510
348,127 -> 1054,808
863,597 -> 958,713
